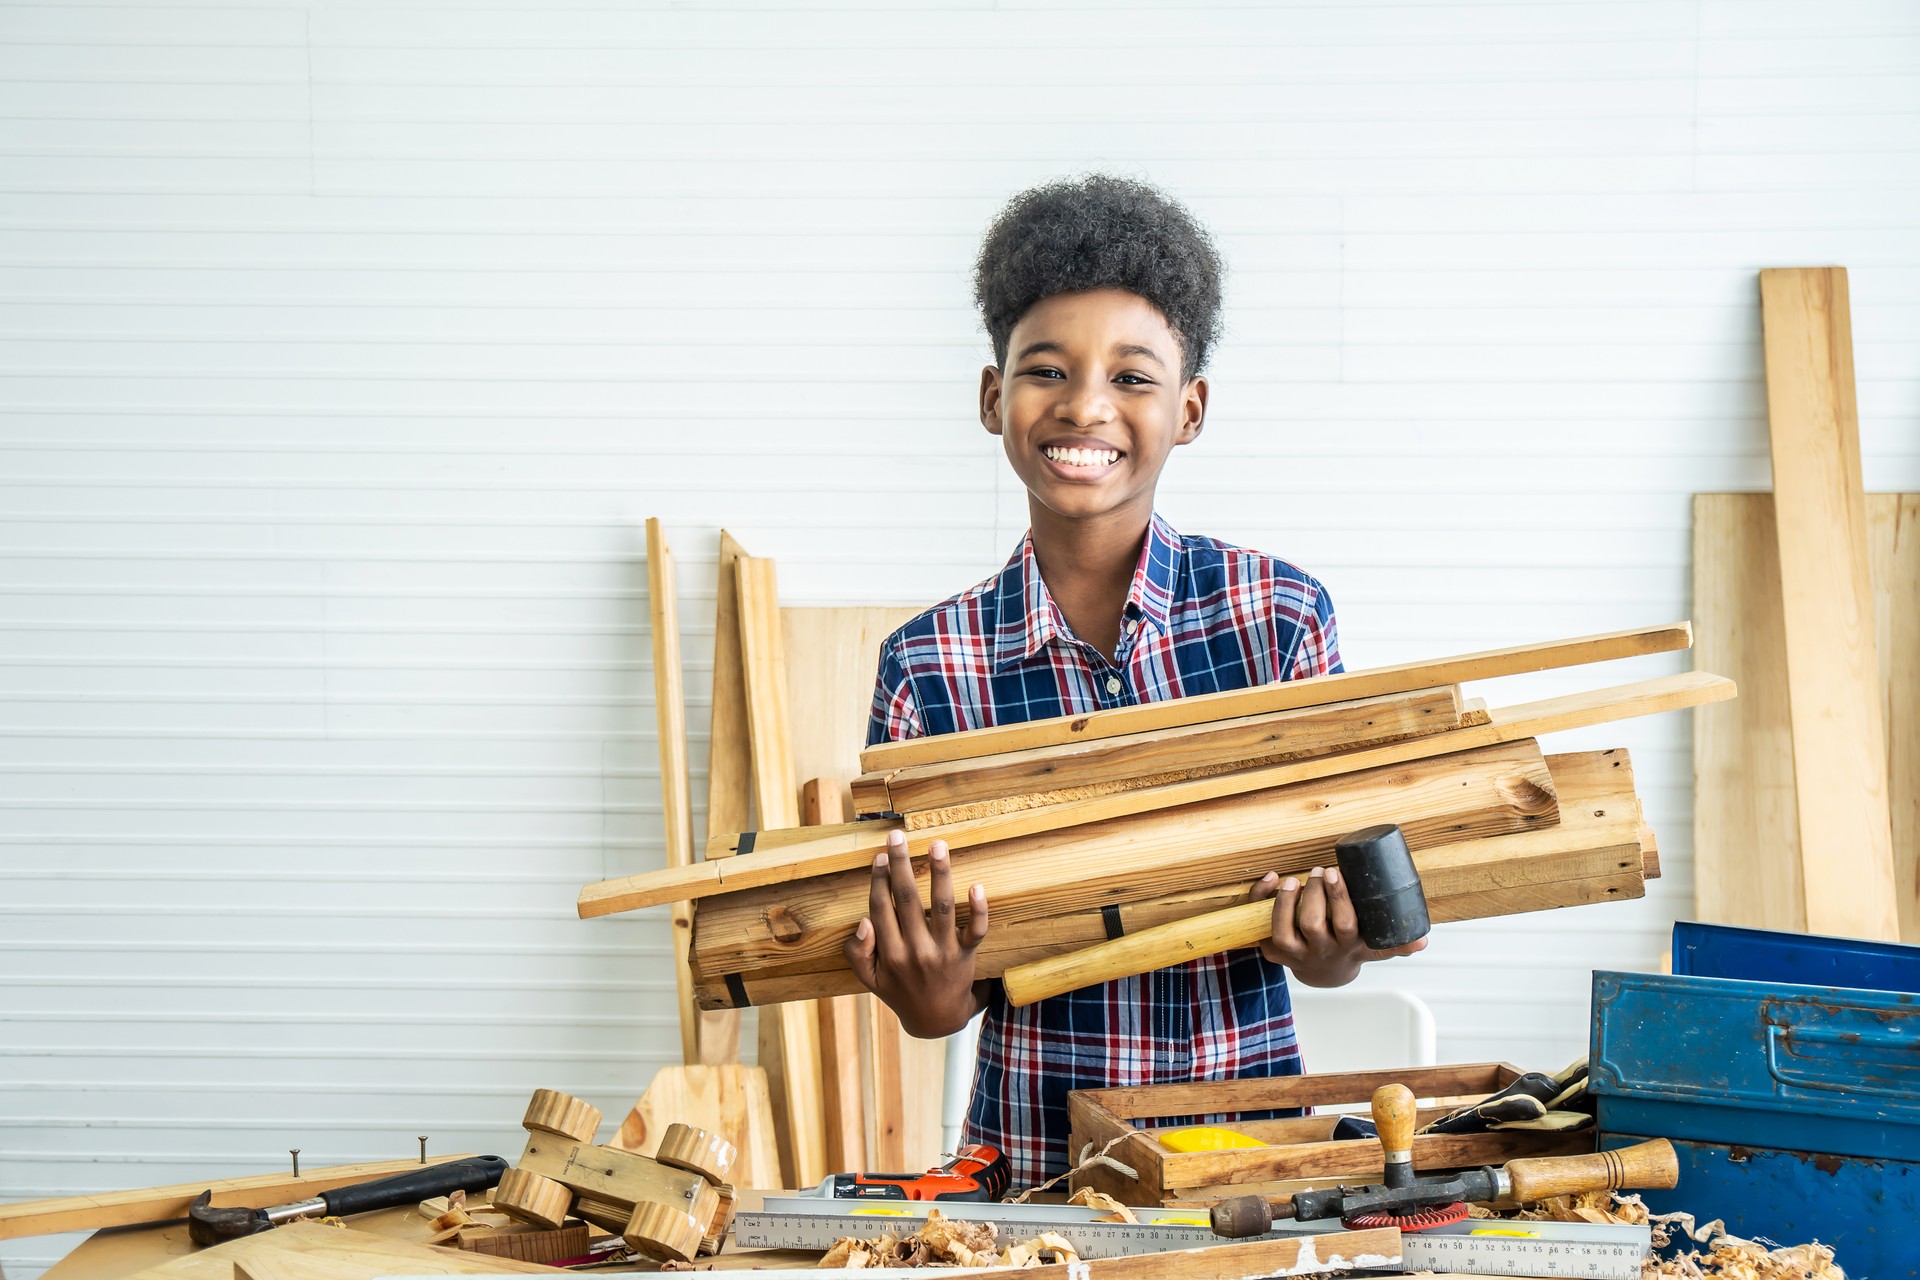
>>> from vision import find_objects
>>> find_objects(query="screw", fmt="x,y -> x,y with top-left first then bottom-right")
290,1149 -> 301,1177
418,1136 -> 428,1165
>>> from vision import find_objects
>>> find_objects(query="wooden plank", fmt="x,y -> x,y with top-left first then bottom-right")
0,1155 -> 480,1242
608,1063 -> 782,1190
704,752 -> 1647,1007
803,778 -> 867,1175
693,738 -> 1559,980
707,529 -> 756,861
124,1221 -> 553,1280
858,621 -> 1693,771
1871,496 -> 1920,943
859,686 -> 1472,826
645,519 -> 702,1065
1014,1230 -> 1401,1278
1760,266 -> 1899,941
1692,493 -> 1806,932
585,670 -> 1733,918
781,606 -> 941,1172
735,554 -> 827,1191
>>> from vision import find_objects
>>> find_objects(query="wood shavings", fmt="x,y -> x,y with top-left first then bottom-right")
1470,1194 -> 1844,1279
1065,1187 -> 1136,1223
814,1209 -> 1080,1269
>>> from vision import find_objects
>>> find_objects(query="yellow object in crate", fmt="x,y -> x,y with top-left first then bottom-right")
1155,1126 -> 1266,1153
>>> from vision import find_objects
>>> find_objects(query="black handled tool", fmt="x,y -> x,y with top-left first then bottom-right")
187,1154 -> 509,1245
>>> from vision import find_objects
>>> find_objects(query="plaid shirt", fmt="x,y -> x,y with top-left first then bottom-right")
866,512 -> 1342,1186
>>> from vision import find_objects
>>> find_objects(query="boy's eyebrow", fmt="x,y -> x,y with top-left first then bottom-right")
1014,340 -> 1066,361
1013,340 -> 1169,367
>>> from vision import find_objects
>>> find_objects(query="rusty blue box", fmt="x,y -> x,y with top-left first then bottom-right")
1592,923 -> 1920,1277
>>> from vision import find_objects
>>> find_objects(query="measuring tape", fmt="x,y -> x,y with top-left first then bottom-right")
737,1199 -> 1649,1277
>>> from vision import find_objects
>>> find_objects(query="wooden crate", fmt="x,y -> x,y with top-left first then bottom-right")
1067,1062 -> 1592,1206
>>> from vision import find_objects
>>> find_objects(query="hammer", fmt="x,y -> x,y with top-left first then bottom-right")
187,1155 -> 509,1246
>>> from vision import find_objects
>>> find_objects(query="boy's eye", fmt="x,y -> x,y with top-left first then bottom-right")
1019,366 -> 1065,379
1115,373 -> 1154,386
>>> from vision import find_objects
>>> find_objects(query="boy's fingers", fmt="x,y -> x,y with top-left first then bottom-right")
844,917 -> 880,993
1267,876 -> 1303,955
885,831 -> 929,944
961,885 -> 989,951
868,853 -> 905,957
927,841 -> 956,937
1294,868 -> 1331,946
1322,867 -> 1360,942
1250,871 -> 1279,903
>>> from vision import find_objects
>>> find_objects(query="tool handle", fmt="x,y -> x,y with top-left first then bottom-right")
320,1155 -> 509,1219
1002,899 -> 1273,1007
1505,1139 -> 1678,1202
1371,1083 -> 1418,1185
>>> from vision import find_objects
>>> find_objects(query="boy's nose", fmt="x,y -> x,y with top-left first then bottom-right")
1057,376 -> 1116,425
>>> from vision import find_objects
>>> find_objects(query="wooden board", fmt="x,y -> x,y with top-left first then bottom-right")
123,1221 -> 554,1280
0,1155 -> 480,1242
734,553 -> 826,1190
608,1063 -> 782,1191
1759,266 -> 1899,940
585,670 -> 1731,917
802,777 -> 867,1174
858,621 -> 1693,771
691,529 -> 752,1063
692,738 -> 1559,980
1694,493 -> 1920,940
781,606 -> 941,1174
645,519 -> 702,1065
856,686 -> 1475,826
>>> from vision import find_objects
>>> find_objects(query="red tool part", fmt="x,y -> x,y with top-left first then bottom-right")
820,1145 -> 1011,1202
1344,1200 -> 1469,1231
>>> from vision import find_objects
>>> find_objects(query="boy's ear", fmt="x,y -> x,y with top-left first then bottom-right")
979,364 -> 1005,435
1175,375 -> 1209,445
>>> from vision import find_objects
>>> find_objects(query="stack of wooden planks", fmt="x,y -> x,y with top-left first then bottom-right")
581,623 -> 1733,1009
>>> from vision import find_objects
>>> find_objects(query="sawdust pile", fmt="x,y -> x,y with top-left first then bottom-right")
816,1209 -> 1079,1269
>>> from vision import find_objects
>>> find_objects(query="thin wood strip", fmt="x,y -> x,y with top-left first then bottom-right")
1760,266 -> 1899,941
584,670 -> 1732,918
124,1221 -> 555,1280
646,519 -> 702,1065
805,778 -> 868,1175
858,621 -> 1693,771
1870,496 -> 1920,942
0,1156 -> 479,1242
736,554 -> 828,1190
693,739 -> 1558,978
865,686 -> 1472,826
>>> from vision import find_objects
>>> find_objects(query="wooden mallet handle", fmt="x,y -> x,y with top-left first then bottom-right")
1001,898 -> 1272,1006
1505,1138 -> 1678,1201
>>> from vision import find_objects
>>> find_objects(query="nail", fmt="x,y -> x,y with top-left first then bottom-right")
1282,877 -> 1300,892
857,919 -> 871,940
1308,866 -> 1324,878
418,1136 -> 428,1164
889,829 -> 906,847
874,854 -> 888,870
1325,870 -> 1340,887
290,1149 -> 301,1177
932,847 -> 948,865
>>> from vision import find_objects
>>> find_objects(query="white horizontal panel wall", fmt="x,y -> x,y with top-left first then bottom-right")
3,1 -> 1919,1274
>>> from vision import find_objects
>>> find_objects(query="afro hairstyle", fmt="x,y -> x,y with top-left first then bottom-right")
973,174 -> 1224,383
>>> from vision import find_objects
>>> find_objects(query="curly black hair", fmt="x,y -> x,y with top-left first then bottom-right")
973,174 -> 1225,382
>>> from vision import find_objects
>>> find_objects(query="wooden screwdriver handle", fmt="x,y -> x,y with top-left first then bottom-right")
1505,1139 -> 1678,1201
1372,1084 -> 1418,1179
1001,898 -> 1272,1006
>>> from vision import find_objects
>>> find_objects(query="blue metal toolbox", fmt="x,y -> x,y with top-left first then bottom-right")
1591,922 -> 1920,1278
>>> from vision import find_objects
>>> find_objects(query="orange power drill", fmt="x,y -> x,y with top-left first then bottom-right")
806,1144 -> 1011,1202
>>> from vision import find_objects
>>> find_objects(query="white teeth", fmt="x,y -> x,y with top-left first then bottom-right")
1046,446 -> 1120,467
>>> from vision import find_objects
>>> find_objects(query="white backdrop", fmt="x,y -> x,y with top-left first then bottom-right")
3,2 -> 1918,1274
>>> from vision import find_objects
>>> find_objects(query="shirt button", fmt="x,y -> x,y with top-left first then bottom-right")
1124,618 -> 1138,635
1105,676 -> 1123,696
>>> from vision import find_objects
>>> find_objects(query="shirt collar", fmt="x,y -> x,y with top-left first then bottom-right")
991,513 -> 1182,670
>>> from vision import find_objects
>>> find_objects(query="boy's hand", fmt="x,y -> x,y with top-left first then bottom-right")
1251,865 -> 1427,988
844,829 -> 990,1039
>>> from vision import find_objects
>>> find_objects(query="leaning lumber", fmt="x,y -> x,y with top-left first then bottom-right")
1760,267 -> 1899,941
852,685 -> 1480,825
693,751 -> 1643,1007
857,621 -> 1694,771
0,1155 -> 479,1241
692,738 -> 1558,981
644,519 -> 703,1065
577,670 -> 1732,918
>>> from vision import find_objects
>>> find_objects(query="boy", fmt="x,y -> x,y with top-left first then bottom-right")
845,175 -> 1425,1187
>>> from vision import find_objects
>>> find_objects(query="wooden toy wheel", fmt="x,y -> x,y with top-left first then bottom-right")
655,1122 -> 737,1185
490,1167 -> 571,1231
623,1201 -> 703,1263
521,1088 -> 601,1142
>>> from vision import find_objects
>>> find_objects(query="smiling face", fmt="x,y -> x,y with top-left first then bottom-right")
981,288 -> 1208,536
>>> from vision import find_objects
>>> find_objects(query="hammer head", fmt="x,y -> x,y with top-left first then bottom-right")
186,1190 -> 275,1247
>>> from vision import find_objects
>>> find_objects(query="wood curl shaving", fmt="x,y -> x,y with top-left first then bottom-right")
1470,1194 -> 1844,1279
816,1209 -> 1079,1270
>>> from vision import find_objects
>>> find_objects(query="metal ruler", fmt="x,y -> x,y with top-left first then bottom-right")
737,1198 -> 1650,1278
